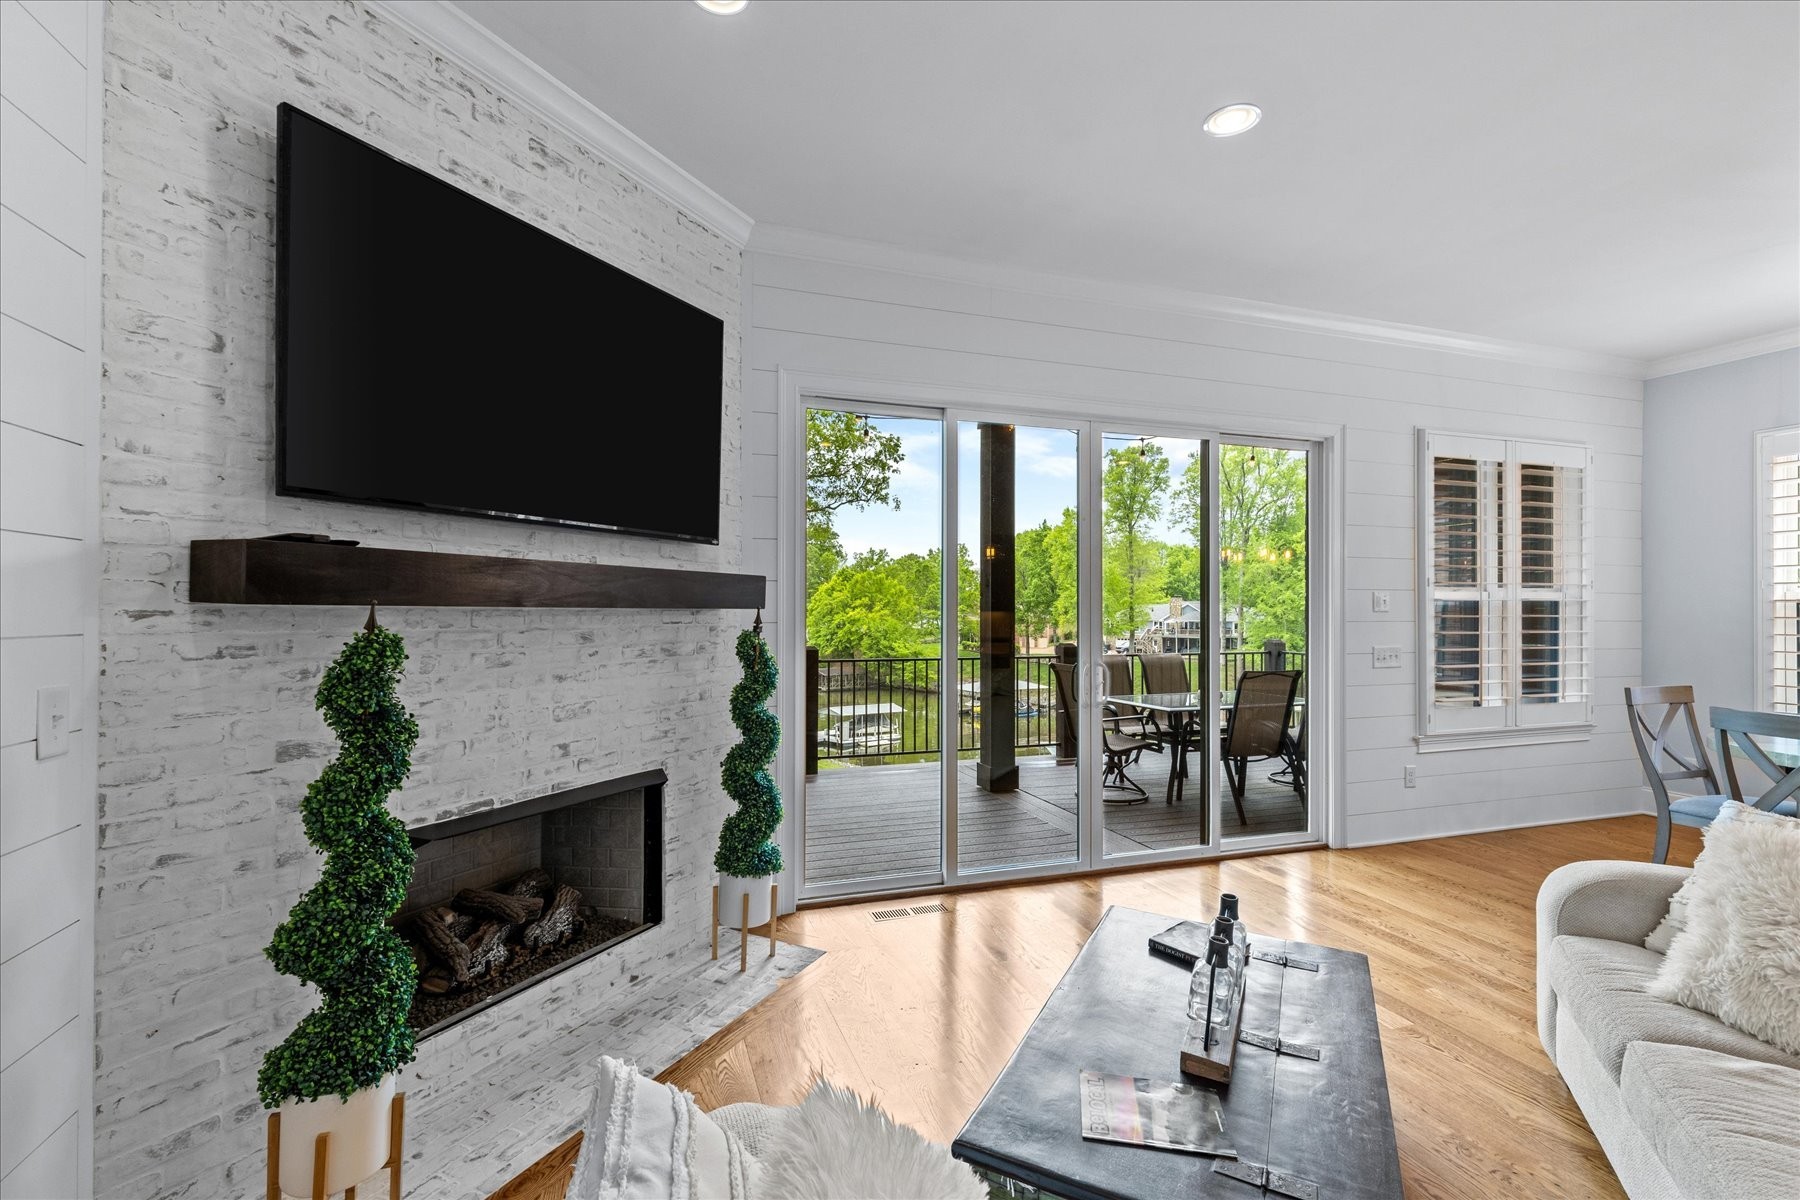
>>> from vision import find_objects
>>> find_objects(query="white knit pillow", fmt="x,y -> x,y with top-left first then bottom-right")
1649,802 -> 1800,1054
567,1056 -> 754,1200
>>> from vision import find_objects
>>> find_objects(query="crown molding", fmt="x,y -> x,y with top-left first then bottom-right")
370,0 -> 754,246
749,224 -> 1650,380
1644,327 -> 1800,380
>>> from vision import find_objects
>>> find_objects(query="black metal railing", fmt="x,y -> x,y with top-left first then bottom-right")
808,646 -> 1305,767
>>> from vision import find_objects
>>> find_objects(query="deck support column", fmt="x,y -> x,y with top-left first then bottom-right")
976,423 -> 1018,793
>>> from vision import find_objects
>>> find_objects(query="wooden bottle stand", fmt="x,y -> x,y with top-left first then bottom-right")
266,1092 -> 405,1200
711,883 -> 779,972
1179,959 -> 1249,1083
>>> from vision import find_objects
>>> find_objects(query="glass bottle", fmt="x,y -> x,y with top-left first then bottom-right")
1209,917 -> 1240,1023
1218,893 -> 1249,960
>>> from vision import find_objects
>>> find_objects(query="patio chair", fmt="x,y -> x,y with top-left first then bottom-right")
1139,653 -> 1202,756
1268,706 -> 1308,813
1710,707 -> 1799,818
1220,670 -> 1301,822
1101,653 -> 1151,739
1049,659 -> 1151,803
1623,685 -> 1729,864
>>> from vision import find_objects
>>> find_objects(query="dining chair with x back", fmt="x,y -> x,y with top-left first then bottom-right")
1623,685 -> 1731,864
1710,707 -> 1800,819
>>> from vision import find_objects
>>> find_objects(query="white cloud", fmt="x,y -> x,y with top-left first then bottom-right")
1016,428 -> 1077,479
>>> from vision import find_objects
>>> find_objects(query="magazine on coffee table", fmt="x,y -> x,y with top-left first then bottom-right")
1078,1070 -> 1237,1158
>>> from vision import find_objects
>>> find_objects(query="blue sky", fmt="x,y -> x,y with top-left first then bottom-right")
830,417 -> 1208,559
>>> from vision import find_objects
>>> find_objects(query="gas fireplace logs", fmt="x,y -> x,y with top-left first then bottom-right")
452,887 -> 544,924
402,866 -> 639,1031
521,885 -> 581,950
412,908 -> 472,986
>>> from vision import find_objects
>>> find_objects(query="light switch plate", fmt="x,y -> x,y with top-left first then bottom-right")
1371,591 -> 1391,613
1372,646 -> 1403,669
36,685 -> 71,759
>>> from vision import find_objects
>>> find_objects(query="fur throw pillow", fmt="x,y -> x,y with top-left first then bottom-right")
758,1081 -> 986,1200
1649,802 -> 1800,1054
1643,873 -> 1696,954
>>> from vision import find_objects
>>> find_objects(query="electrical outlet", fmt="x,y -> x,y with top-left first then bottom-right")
1371,591 -> 1391,613
1403,765 -> 1417,788
36,685 -> 71,760
1372,645 -> 1403,668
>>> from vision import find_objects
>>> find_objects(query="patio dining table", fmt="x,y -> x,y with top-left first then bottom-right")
1104,690 -> 1207,804
1105,691 -> 1309,805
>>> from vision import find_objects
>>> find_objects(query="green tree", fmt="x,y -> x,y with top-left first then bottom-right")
1015,521 -> 1058,644
259,616 -> 420,1108
1219,445 -> 1308,650
806,565 -> 922,659
884,550 -> 942,648
954,544 -> 980,653
1044,507 -> 1080,638
1102,442 -> 1170,638
1163,543 -> 1201,604
806,410 -> 904,523
806,522 -> 845,604
805,410 -> 904,599
1170,453 -> 1209,563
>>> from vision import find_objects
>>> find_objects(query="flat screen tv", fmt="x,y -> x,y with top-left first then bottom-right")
276,103 -> 724,544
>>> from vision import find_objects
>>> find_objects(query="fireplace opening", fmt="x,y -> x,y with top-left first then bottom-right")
397,769 -> 664,1039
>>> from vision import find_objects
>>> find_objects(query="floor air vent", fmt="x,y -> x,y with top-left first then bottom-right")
870,902 -> 951,923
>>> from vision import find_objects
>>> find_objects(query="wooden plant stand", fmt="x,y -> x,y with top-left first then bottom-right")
266,1091 -> 405,1200
711,882 -> 779,972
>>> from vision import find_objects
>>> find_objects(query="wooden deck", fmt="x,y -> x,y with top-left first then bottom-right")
803,755 -> 1307,886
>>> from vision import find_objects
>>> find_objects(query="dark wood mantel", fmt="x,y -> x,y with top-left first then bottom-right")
189,538 -> 765,610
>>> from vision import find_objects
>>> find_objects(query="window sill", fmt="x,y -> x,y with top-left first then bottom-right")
1413,723 -> 1595,754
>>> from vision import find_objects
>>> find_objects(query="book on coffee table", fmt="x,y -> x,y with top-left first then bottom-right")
1147,920 -> 1214,965
1077,1070 -> 1236,1159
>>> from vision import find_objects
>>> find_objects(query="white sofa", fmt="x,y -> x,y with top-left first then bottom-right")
1536,861 -> 1800,1199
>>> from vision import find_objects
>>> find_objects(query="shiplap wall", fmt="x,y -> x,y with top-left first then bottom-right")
0,2 -> 102,1197
742,243 -> 1648,853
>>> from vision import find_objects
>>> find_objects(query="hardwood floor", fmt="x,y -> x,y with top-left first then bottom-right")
658,815 -> 1700,1200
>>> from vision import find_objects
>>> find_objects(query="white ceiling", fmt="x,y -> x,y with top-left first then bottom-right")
452,0 -> 1799,366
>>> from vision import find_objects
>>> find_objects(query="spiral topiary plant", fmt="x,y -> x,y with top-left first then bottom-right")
258,612 -> 421,1109
715,618 -> 783,879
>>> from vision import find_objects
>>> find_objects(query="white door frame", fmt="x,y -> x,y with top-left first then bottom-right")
778,369 -> 1343,903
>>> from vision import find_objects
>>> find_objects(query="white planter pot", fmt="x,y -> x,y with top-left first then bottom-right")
276,1073 -> 395,1198
719,872 -> 774,929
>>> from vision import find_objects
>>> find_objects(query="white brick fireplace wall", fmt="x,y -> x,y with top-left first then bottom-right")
95,3 -> 745,1196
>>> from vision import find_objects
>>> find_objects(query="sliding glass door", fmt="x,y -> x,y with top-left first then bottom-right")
953,420 -> 1085,875
795,398 -> 1322,898
1096,431 -> 1214,859
1216,440 -> 1311,845
800,405 -> 946,893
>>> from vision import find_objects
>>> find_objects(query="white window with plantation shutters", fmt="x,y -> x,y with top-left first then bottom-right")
1417,431 -> 1594,746
1757,426 -> 1800,714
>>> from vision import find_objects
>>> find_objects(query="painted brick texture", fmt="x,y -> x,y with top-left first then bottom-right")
96,3 -> 744,1196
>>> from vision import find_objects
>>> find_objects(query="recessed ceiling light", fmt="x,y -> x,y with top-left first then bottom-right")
694,0 -> 749,13
1203,103 -> 1262,138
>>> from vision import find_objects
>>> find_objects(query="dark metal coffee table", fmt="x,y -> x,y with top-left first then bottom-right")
952,906 -> 1402,1200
